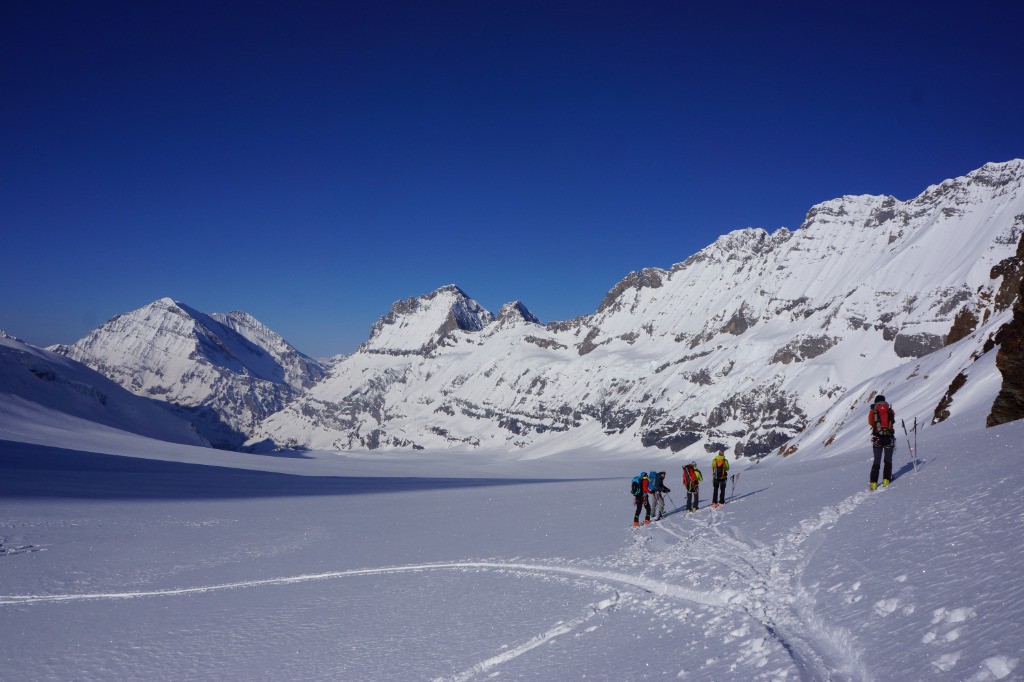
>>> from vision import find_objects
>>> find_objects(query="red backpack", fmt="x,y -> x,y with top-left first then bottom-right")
872,403 -> 894,436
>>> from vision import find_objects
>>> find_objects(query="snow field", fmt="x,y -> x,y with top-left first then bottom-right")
2,411 -> 1024,680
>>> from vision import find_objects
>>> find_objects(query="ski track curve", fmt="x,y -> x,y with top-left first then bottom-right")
663,491 -> 876,682
2,489 -> 878,681
0,561 -> 732,608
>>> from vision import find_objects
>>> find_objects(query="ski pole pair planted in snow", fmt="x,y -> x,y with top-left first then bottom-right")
901,418 -> 919,474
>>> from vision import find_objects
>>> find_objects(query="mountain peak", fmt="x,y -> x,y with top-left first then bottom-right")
495,301 -> 542,326
51,299 -> 325,447
674,228 -> 790,271
598,268 -> 668,313
361,285 -> 494,355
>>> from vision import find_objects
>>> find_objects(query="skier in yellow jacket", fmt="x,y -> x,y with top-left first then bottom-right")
711,451 -> 730,508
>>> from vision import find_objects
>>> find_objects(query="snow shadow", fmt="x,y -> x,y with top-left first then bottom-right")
0,442 -> 572,501
660,487 -> 768,516
892,461 -> 919,481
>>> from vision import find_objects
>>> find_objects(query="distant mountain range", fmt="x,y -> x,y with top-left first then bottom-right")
6,160 -> 1022,459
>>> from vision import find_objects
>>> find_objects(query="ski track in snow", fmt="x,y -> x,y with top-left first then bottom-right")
637,493 -> 875,682
434,592 -> 623,682
1,490 -> 880,680
0,561 -> 729,607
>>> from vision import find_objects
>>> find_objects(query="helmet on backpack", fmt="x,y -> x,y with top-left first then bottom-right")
875,395 -> 886,403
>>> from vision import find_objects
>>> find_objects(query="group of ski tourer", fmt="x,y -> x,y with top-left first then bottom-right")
630,452 -> 730,526
630,394 -> 901,525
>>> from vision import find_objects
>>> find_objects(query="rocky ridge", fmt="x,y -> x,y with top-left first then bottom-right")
252,161 -> 1024,458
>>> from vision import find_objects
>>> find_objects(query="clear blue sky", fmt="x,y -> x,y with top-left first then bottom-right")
3,1 -> 1023,358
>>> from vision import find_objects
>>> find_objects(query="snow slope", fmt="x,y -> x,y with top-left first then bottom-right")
0,334 -> 206,447
1,376 -> 1021,680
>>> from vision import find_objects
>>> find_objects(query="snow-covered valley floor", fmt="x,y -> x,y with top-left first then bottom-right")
1,416 -> 1022,681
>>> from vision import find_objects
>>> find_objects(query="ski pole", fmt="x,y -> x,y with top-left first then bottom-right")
666,493 -> 678,513
901,419 -> 918,474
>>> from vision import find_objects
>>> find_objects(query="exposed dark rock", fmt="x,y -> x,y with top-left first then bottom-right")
770,336 -> 839,364
991,221 -> 1024,312
363,285 -> 493,356
933,372 -> 968,424
524,336 -> 567,350
495,301 -> 544,325
867,197 -> 897,226
685,368 -> 714,385
722,303 -> 756,336
364,428 -> 421,450
641,429 -> 702,452
545,316 -> 588,334
935,287 -> 974,316
875,324 -> 899,342
987,238 -> 1024,426
598,268 -> 666,313
946,307 -> 979,345
577,328 -> 602,356
735,431 -> 790,460
893,332 -> 945,358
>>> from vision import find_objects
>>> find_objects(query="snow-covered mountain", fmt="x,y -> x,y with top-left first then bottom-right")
51,298 -> 325,448
0,333 -> 207,446
252,160 -> 1024,457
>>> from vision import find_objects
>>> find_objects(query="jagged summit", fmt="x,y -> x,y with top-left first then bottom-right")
598,268 -> 667,313
496,301 -> 541,325
361,285 -> 495,355
674,227 -> 792,271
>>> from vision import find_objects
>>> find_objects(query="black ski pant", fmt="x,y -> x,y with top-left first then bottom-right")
712,479 -> 727,504
686,486 -> 699,510
871,440 -> 894,484
633,494 -> 651,523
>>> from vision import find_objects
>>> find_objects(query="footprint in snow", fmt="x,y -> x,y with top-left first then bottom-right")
923,606 -> 976,645
976,655 -> 1019,680
843,581 -> 863,604
873,598 -> 900,617
932,650 -> 962,673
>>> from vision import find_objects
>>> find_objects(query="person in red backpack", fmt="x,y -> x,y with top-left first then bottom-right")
631,472 -> 652,526
682,462 -> 703,512
868,394 -> 896,490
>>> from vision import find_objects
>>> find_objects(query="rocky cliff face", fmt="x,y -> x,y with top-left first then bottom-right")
52,298 -> 325,448
988,226 -> 1024,427
251,161 -> 1024,458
